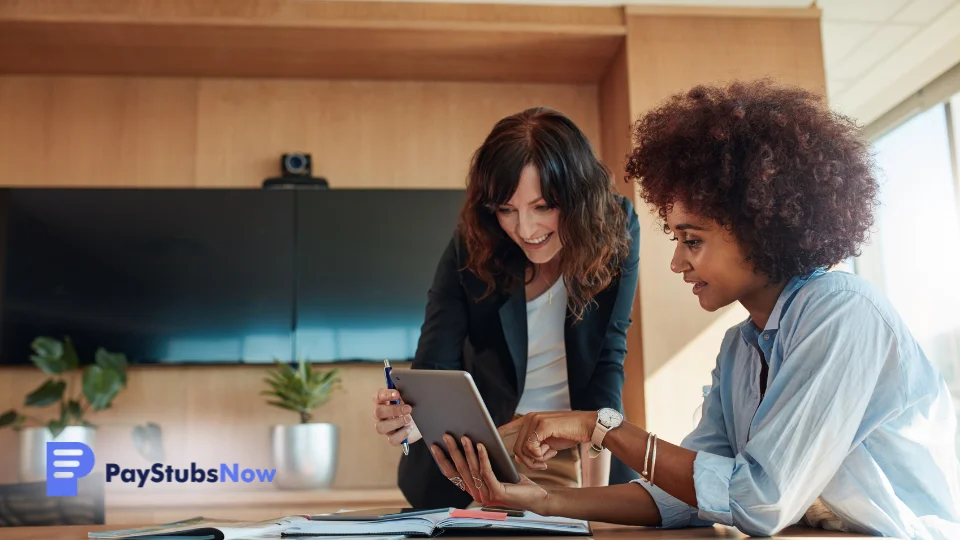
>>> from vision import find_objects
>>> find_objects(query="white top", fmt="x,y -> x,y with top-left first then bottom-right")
515,276 -> 572,415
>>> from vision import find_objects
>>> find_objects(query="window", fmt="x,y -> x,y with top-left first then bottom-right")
859,95 -> 960,451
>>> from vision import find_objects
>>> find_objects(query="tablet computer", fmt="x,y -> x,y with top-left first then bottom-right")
388,369 -> 521,484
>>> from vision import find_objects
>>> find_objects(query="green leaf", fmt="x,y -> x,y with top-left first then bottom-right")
47,418 -> 66,439
24,379 -> 66,407
95,348 -> 128,385
61,336 -> 80,370
82,365 -> 124,411
0,409 -> 18,427
262,360 -> 340,420
266,400 -> 302,412
30,337 -> 67,374
65,400 -> 83,423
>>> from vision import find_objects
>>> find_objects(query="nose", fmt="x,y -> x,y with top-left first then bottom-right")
670,243 -> 691,274
516,209 -> 538,240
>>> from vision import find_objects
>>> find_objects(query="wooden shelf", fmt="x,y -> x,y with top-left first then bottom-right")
0,0 -> 626,84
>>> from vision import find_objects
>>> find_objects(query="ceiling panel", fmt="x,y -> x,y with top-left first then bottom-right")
830,24 -> 920,80
821,21 -> 880,68
817,0 -> 912,21
892,0 -> 957,23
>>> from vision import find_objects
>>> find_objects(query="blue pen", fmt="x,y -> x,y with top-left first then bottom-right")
383,359 -> 410,455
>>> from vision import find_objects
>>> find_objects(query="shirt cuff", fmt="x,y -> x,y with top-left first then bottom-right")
693,451 -> 736,526
630,479 -> 709,528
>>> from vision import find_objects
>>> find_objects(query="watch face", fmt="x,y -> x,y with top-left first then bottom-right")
598,408 -> 623,428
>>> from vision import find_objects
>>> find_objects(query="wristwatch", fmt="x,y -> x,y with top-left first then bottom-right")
589,408 -> 623,458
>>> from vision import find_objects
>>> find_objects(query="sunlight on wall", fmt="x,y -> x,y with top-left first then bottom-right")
644,303 -> 748,445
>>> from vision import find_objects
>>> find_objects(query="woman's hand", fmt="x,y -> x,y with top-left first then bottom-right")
430,434 -> 550,513
372,388 -> 422,446
500,411 -> 597,469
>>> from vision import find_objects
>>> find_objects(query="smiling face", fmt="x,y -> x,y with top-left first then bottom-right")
495,163 -> 563,265
665,201 -> 769,313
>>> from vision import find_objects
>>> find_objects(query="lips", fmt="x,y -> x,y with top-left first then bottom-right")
685,280 -> 708,295
522,232 -> 552,249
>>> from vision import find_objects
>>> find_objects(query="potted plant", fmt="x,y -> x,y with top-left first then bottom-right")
263,358 -> 341,490
0,336 -> 129,482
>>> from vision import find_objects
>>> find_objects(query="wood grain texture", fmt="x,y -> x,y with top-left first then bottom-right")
598,42 -> 646,428
0,0 -> 625,29
0,76 -> 602,188
0,0 -> 625,84
625,15 -> 826,114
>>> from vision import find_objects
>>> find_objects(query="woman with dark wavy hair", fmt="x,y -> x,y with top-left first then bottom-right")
372,107 -> 641,508
432,81 -> 960,538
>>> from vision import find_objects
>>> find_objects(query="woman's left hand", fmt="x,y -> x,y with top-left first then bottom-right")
500,411 -> 597,469
430,434 -> 549,512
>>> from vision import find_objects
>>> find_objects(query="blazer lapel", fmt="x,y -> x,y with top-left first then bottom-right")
499,280 -> 528,396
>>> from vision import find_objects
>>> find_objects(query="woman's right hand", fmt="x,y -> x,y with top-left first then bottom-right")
373,388 -> 422,446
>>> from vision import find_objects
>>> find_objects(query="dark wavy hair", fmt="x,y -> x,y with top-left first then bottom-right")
460,107 -> 631,321
626,79 -> 880,284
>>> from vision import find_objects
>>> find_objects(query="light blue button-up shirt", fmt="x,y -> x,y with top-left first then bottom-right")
636,269 -> 960,538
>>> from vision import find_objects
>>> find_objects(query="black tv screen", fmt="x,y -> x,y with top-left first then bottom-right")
0,187 -> 465,365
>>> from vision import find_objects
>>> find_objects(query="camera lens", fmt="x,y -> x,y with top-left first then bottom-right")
284,153 -> 307,175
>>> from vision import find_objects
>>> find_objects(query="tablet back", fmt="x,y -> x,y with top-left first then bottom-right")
389,369 -> 521,484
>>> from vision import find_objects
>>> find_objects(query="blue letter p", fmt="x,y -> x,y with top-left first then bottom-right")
46,442 -> 95,497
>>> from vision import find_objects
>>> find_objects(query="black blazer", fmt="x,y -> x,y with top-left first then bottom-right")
398,194 -> 641,508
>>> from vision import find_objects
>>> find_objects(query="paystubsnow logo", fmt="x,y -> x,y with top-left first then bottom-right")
47,442 -> 96,497
45,441 -> 276,495
107,462 -> 277,487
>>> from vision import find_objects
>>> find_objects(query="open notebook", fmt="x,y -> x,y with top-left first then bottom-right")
281,509 -> 592,537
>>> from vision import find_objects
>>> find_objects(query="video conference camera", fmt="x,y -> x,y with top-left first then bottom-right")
262,153 -> 330,189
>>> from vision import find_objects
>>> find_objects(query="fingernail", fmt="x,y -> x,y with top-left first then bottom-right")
402,405 -> 412,414
404,414 -> 413,425
461,437 -> 469,447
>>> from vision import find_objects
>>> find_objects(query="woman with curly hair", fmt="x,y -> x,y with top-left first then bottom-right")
433,81 -> 960,538
371,107 -> 641,508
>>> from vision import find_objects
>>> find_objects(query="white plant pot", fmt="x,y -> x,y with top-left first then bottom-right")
271,423 -> 338,490
19,426 -> 96,483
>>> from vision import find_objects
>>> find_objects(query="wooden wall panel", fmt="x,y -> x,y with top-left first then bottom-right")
0,77 -> 198,187
625,15 -> 826,114
193,79 -> 602,188
0,76 -> 601,189
598,42 -> 646,428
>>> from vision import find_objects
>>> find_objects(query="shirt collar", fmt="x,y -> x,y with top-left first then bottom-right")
738,267 -> 828,345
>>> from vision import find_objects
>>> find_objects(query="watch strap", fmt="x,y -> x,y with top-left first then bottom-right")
589,420 -> 610,458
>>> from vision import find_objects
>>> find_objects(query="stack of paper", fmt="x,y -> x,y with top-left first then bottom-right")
282,509 -> 592,537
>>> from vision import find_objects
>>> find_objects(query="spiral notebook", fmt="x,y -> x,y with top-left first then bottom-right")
281,509 -> 592,537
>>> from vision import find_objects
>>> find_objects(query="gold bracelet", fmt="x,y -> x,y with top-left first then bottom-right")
649,434 -> 658,485
641,431 -> 654,482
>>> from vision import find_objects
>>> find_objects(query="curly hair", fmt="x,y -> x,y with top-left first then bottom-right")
460,107 -> 631,320
626,79 -> 880,283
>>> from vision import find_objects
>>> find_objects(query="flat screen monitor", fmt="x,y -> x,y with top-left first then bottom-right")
0,187 -> 466,365
0,188 -> 296,364
294,189 -> 464,363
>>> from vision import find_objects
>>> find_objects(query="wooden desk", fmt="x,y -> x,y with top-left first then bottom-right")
103,487 -> 408,524
0,522 -> 872,539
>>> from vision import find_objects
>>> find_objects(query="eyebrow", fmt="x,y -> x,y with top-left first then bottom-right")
672,223 -> 708,231
499,197 -> 545,207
